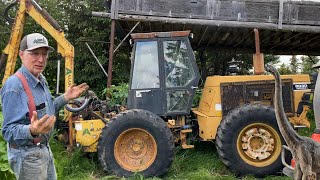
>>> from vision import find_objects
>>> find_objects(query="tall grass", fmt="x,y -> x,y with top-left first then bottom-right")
0,109 -> 314,180
49,140 -> 291,180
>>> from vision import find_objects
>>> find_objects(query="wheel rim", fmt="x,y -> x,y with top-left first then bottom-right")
114,128 -> 157,172
237,123 -> 282,167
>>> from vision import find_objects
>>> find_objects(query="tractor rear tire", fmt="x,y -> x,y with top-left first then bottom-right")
97,109 -> 174,177
216,104 -> 285,177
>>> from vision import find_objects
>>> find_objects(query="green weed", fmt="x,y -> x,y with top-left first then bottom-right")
0,108 -> 315,180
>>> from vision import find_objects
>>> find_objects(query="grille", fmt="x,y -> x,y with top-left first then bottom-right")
221,79 -> 293,116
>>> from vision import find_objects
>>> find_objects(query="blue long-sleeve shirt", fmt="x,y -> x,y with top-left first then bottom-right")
1,65 -> 67,146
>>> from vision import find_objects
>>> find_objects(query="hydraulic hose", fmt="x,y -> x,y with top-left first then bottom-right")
65,98 -> 92,112
90,111 -> 108,124
4,0 -> 18,25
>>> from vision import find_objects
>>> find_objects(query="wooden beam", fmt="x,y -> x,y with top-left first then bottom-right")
206,27 -> 220,47
293,35 -> 320,50
92,12 -> 320,33
270,32 -> 302,49
233,30 -> 253,48
286,33 -> 315,49
201,45 -> 320,56
197,26 -> 208,47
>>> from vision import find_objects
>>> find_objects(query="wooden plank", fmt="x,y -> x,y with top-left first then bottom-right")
105,13 -> 320,33
270,32 -> 302,49
197,26 -> 209,47
233,29 -> 252,48
115,0 -> 320,26
206,26 -> 220,47
290,34 -> 320,50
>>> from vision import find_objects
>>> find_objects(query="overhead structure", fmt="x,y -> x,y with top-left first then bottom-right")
94,0 -> 320,55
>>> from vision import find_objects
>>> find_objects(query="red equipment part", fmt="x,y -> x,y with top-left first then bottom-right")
290,132 -> 320,168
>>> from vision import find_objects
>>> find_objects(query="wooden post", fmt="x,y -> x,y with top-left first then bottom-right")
253,29 -> 264,75
107,20 -> 115,88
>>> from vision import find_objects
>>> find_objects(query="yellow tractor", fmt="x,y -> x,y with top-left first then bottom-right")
1,0 -> 313,178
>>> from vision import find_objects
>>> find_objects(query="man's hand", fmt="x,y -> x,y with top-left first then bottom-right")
29,111 -> 56,136
63,83 -> 89,101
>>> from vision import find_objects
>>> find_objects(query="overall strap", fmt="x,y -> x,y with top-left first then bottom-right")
15,72 -> 36,119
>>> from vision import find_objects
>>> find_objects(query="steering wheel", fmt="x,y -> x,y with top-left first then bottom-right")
65,90 -> 93,112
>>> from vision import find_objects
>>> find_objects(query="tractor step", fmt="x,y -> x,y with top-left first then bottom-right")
293,125 -> 307,129
181,129 -> 192,133
180,128 -> 194,149
182,144 -> 194,149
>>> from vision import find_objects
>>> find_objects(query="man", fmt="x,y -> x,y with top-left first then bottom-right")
1,33 -> 89,180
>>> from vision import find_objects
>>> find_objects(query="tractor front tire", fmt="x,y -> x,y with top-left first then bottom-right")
98,109 -> 174,177
216,104 -> 285,177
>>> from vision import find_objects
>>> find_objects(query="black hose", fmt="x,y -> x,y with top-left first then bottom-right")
90,111 -> 108,124
4,1 -> 18,25
65,98 -> 92,112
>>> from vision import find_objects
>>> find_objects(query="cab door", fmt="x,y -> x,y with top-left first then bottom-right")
161,38 -> 200,115
127,40 -> 165,114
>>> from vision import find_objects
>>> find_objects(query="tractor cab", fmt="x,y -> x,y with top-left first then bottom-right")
128,31 -> 200,116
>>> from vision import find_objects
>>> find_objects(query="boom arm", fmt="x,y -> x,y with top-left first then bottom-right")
1,0 -> 75,146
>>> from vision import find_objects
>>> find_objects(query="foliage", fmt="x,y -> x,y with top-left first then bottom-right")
192,89 -> 203,107
301,56 -> 319,75
0,1 -> 11,50
289,55 -> 299,74
0,113 -> 14,180
197,51 -> 280,81
50,140 -> 291,180
102,83 -> 128,107
298,109 -> 316,137
278,63 -> 293,75
0,0 -> 131,98
49,138 -> 108,180
277,55 -> 319,76
0,136 -> 14,180
0,0 -> 318,179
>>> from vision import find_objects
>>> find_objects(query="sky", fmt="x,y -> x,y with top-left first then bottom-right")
279,55 -> 302,65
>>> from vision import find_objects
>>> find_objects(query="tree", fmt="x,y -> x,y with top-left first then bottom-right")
196,49 -> 280,81
0,1 -> 11,51
278,63 -> 292,75
0,0 -> 132,97
289,55 -> 299,74
301,55 -> 319,75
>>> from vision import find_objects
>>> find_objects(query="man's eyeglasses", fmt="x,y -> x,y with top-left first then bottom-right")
26,51 -> 49,59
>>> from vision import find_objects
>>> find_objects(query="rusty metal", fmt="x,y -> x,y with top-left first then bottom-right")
237,123 -> 282,167
29,0 -> 62,31
220,79 -> 294,116
114,128 -> 157,171
254,29 -> 260,54
107,20 -> 115,88
253,28 -> 265,75
131,30 -> 190,40
240,126 -> 274,160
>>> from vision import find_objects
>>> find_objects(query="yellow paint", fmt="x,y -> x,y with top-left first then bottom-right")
193,110 -> 221,140
193,74 -> 311,140
114,128 -> 157,171
75,119 -> 105,152
2,1 -> 27,84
